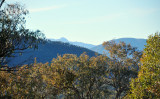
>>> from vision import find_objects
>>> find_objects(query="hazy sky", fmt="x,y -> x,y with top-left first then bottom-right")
5,0 -> 160,45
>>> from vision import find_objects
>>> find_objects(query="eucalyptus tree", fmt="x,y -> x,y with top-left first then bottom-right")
103,41 -> 142,99
0,3 -> 45,66
126,33 -> 160,98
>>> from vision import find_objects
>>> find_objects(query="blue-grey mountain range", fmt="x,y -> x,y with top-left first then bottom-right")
91,38 -> 147,54
49,37 -> 95,49
7,40 -> 97,67
50,37 -> 147,54
7,37 -> 147,67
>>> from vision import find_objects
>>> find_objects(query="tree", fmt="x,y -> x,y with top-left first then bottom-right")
0,61 -> 59,98
0,3 -> 45,66
73,53 -> 109,98
0,55 -> 77,98
43,53 -> 109,98
126,33 -> 160,98
103,41 -> 142,99
0,53 -> 110,98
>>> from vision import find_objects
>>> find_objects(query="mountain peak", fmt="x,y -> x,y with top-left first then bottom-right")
58,37 -> 68,42
49,37 -> 96,49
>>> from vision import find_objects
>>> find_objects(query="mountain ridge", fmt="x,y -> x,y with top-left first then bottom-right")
49,37 -> 96,49
7,40 -> 97,67
7,37 -> 147,66
91,38 -> 147,54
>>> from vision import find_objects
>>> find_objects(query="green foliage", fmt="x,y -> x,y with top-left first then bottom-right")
0,3 -> 45,66
50,53 -> 109,98
74,54 -> 109,98
126,33 -> 160,99
103,41 -> 142,99
0,53 -> 109,98
0,41 -> 143,98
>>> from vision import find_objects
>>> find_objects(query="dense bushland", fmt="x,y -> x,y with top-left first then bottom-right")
0,39 -> 143,98
125,33 -> 160,99
0,1 -> 159,99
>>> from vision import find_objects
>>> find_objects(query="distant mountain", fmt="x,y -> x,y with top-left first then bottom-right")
7,40 -> 97,67
49,37 -> 96,49
91,38 -> 147,54
91,45 -> 106,55
7,38 -> 147,66
50,37 -> 69,42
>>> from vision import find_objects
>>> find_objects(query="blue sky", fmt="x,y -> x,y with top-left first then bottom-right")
5,0 -> 160,45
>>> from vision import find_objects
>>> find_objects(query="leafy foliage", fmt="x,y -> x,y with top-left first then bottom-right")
49,53 -> 109,98
0,3 -> 45,66
126,33 -> 160,99
103,41 -> 142,99
0,40 -> 144,99
0,53 -> 110,98
1,2 -> 158,99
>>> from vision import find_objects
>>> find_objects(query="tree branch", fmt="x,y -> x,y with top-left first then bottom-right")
0,0 -> 5,8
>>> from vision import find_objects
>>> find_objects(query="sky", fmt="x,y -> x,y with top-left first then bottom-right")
4,0 -> 160,45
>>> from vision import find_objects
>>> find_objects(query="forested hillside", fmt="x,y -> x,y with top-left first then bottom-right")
6,40 -> 97,67
0,0 -> 159,99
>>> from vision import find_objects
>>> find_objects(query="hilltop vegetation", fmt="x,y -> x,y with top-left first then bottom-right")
125,33 -> 160,99
0,1 -> 160,99
1,33 -> 160,98
0,44 -> 141,98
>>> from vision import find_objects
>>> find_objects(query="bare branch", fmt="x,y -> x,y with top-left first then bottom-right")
0,0 -> 5,8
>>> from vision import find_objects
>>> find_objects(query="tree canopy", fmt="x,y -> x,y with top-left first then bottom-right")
103,41 -> 142,99
0,3 -> 45,66
126,33 -> 160,98
0,53 -> 109,98
0,1 -> 159,99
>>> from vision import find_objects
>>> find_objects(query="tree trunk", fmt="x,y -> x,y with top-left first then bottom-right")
116,91 -> 121,99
